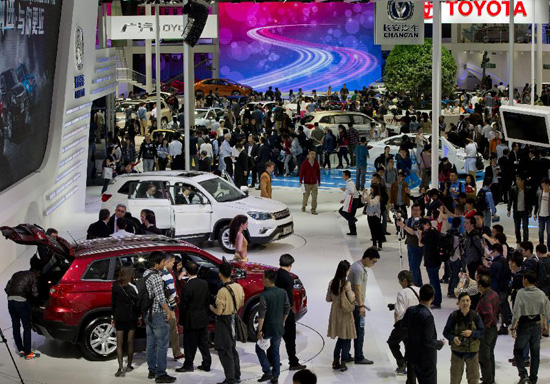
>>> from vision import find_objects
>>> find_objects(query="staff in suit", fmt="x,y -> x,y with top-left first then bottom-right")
256,137 -> 272,189
401,284 -> 446,384
87,209 -> 111,239
245,135 -> 260,188
108,204 -> 132,234
234,143 -> 249,189
176,261 -> 212,373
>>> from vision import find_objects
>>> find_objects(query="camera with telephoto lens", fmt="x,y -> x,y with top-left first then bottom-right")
387,303 -> 395,311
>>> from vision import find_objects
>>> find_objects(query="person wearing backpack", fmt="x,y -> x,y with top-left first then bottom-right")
507,174 -> 534,245
142,251 -> 176,383
418,218 -> 442,309
487,243 -> 512,336
443,292 -> 485,384
209,262 -> 245,384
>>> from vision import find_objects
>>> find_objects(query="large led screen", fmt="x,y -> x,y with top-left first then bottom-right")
0,0 -> 63,192
219,2 -> 382,92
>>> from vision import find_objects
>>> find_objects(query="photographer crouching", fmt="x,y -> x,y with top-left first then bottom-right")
386,270 -> 420,376
442,292 -> 485,384
397,204 -> 423,287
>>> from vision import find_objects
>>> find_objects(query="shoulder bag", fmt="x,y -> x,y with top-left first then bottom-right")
225,284 -> 248,343
340,283 -> 355,313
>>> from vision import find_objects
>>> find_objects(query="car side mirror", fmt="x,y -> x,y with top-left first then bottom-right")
240,186 -> 249,195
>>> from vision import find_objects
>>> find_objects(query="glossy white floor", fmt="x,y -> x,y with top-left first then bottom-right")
0,185 -> 549,384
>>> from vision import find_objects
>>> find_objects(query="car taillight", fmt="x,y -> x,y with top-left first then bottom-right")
101,194 -> 112,202
367,145 -> 373,150
305,124 -> 314,129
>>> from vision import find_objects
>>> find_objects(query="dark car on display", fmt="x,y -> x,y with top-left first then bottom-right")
0,224 -> 308,361
0,68 -> 29,140
15,63 -> 37,105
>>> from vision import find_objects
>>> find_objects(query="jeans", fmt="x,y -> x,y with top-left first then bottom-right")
315,145 -> 323,164
513,211 -> 529,244
143,158 -> 155,172
407,245 -> 424,287
538,216 -> 550,245
483,209 -> 492,228
448,259 -> 462,296
356,166 -> 367,191
334,338 -> 351,360
514,322 -> 541,383
479,326 -> 497,384
426,266 -> 442,306
256,335 -> 281,379
146,313 -> 169,378
8,300 -> 32,355
351,306 -> 365,361
337,147 -> 350,168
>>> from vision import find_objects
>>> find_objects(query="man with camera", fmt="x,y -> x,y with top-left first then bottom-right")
397,204 -> 423,287
443,292 -> 485,384
386,271 -> 420,376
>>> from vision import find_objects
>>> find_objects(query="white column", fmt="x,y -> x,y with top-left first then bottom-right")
537,23 -> 543,99
212,2 -> 220,78
155,4 -> 162,126
431,0 -> 442,189
509,0 -> 515,105
531,22 -> 535,105
183,1 -> 195,171
145,4 -> 153,93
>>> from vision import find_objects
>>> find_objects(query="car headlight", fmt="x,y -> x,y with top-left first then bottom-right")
247,211 -> 274,220
293,278 -> 303,290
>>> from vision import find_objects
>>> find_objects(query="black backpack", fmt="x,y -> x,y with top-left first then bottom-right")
475,188 -> 488,212
438,230 -> 459,262
136,270 -> 157,321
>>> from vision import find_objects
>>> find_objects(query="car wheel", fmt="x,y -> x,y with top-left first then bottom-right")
195,90 -> 204,99
246,303 -> 259,342
231,91 -> 241,96
161,117 -> 168,129
217,224 -> 235,253
80,316 -> 117,361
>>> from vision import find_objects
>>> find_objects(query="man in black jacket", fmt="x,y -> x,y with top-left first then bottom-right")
108,204 -> 133,235
401,284 -> 445,384
507,174 -> 533,245
245,135 -> 259,188
256,136 -> 271,187
498,148 -> 513,204
176,261 -> 211,373
87,209 -> 111,239
418,218 -> 442,309
275,254 -> 306,371
5,258 -> 41,359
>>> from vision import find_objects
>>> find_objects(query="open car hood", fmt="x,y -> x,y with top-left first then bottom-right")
0,224 -> 74,258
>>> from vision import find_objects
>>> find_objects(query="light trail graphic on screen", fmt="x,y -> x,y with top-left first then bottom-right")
219,2 -> 382,92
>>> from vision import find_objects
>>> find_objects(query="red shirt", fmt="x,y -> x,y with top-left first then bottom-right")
299,159 -> 321,185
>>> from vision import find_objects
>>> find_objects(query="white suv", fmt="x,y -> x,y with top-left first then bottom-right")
300,111 -> 384,138
101,171 -> 294,252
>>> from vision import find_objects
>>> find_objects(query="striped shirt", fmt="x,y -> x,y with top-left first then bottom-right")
161,268 -> 177,310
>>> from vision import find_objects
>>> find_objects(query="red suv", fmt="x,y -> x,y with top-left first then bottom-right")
1,225 -> 308,360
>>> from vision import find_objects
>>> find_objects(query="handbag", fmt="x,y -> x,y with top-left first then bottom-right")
225,284 -> 248,343
340,284 -> 355,314
102,166 -> 113,180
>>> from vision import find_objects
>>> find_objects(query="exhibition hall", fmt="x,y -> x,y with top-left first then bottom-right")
2,1 -> 550,383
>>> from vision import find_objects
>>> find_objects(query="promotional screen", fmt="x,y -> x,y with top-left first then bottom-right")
219,2 -> 382,92
0,0 -> 63,193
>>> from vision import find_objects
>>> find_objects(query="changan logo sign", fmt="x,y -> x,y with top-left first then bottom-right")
424,0 -> 549,24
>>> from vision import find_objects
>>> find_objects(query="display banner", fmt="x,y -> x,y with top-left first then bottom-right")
424,0 -> 549,24
0,0 -> 63,193
375,0 -> 424,45
109,15 -> 218,40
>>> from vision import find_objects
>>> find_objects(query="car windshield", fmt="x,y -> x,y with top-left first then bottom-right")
195,110 -> 208,119
199,177 -> 246,203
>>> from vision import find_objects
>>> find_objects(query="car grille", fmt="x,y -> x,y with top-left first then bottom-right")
273,208 -> 290,220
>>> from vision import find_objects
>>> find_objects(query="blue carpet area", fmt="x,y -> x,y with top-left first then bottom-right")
267,167 -> 484,191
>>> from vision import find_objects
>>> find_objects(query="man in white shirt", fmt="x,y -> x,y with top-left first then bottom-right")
110,218 -> 134,238
169,136 -> 183,170
464,138 -> 478,176
471,93 -> 480,108
220,133 -> 233,174
338,170 -> 359,236
387,270 -> 420,375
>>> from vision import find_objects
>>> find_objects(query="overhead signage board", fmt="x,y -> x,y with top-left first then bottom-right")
424,0 -> 549,24
375,0 -> 424,45
108,15 -> 218,40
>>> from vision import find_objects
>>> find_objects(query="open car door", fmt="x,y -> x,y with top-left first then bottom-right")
0,224 -> 74,258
